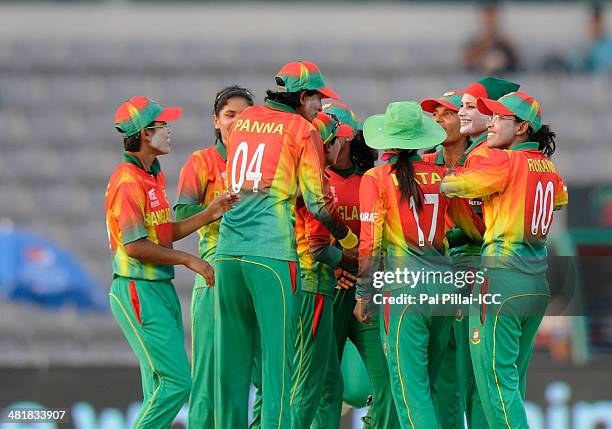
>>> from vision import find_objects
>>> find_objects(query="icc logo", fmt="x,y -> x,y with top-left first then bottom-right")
148,188 -> 160,208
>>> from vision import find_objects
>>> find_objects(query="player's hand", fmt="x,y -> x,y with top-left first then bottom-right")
185,256 -> 215,287
354,300 -> 372,324
338,247 -> 358,271
208,192 -> 240,220
336,270 -> 357,289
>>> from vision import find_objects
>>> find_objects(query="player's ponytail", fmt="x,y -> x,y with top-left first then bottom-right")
350,130 -> 377,172
213,85 -> 255,141
529,124 -> 556,158
392,149 -> 423,211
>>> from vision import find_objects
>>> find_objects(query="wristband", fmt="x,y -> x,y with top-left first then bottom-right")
338,229 -> 358,249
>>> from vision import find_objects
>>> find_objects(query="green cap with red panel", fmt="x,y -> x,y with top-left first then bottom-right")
477,91 -> 543,132
420,90 -> 463,113
275,61 -> 339,100
322,101 -> 361,134
114,96 -> 182,137
464,77 -> 520,101
312,112 -> 353,145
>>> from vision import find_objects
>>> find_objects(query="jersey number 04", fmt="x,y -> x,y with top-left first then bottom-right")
231,141 -> 266,193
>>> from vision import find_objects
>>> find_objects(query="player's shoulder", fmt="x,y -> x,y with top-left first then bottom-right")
364,164 -> 390,180
109,162 -> 140,183
190,146 -> 218,164
421,152 -> 437,164
285,112 -> 317,138
106,162 -> 143,200
414,159 -> 445,173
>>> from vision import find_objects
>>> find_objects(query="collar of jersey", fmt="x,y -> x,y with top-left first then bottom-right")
264,100 -> 297,114
511,141 -> 539,151
433,145 -> 445,165
457,133 -> 487,166
214,138 -> 227,161
123,151 -> 161,176
330,163 -> 361,178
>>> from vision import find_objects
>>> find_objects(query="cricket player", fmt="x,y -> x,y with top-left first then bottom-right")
174,86 -> 254,428
452,77 -> 520,428
213,61 -> 358,428
105,96 -> 237,428
441,91 -> 568,429
354,101 -> 484,429
290,111 -> 355,428
313,102 -> 400,429
420,90 -> 469,169
420,90 -> 471,428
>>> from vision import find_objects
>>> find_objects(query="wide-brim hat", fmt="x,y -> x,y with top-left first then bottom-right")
363,101 -> 447,150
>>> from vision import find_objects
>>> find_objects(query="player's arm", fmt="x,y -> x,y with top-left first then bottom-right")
441,150 -> 511,198
554,173 -> 569,210
446,197 -> 486,244
298,128 -> 357,249
174,154 -> 208,221
306,211 -> 357,271
355,171 -> 385,305
124,239 -> 214,285
114,177 -> 215,284
172,192 -> 239,241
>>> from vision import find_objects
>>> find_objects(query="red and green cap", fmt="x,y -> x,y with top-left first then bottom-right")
322,101 -> 361,134
464,77 -> 520,101
114,96 -> 182,137
275,61 -> 339,100
477,91 -> 542,132
312,112 -> 353,145
420,90 -> 463,113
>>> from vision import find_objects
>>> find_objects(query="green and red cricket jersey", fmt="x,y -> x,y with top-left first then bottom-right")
294,166 -> 364,296
441,142 -> 568,274
294,197 -> 338,297
357,155 -> 484,300
105,152 -> 174,280
422,148 -> 457,232
327,167 -> 362,236
175,140 -> 227,262
217,100 -> 348,261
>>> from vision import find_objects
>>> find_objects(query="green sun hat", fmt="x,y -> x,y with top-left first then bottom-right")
363,101 -> 447,150
477,91 -> 543,132
322,101 -> 361,134
275,60 -> 339,100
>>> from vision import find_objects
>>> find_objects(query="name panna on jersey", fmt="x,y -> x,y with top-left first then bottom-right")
144,208 -> 171,227
233,119 -> 284,135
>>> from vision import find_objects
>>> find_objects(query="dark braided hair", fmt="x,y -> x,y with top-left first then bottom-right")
264,89 -> 320,110
529,124 -> 556,158
391,149 -> 423,211
213,85 -> 254,140
350,130 -> 377,172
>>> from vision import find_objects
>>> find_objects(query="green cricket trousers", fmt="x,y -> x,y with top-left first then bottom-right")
214,255 -> 299,429
313,287 -> 400,429
109,277 -> 191,429
469,268 -> 549,429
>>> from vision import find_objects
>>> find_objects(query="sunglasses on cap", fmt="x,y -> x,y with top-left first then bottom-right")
322,113 -> 341,145
145,123 -> 170,130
